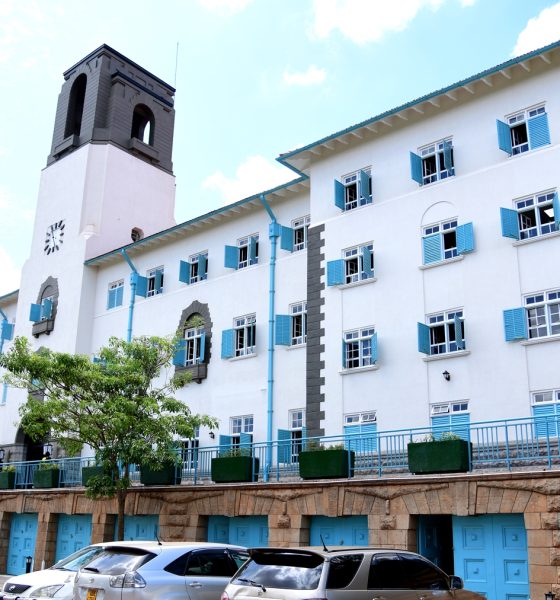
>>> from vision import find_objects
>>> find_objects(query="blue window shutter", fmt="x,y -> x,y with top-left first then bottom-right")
443,140 -> 454,174
219,435 -> 233,451
334,179 -> 345,210
451,414 -> 470,441
422,234 -> 442,264
500,207 -> 520,240
249,236 -> 258,264
275,315 -> 291,346
29,303 -> 41,322
199,254 -> 207,279
327,259 -> 345,286
528,113 -> 551,149
116,285 -> 124,307
503,307 -> 528,341
198,333 -> 206,363
454,314 -> 465,350
362,247 -> 373,278
496,119 -> 512,155
417,322 -> 431,354
224,245 -> 238,269
456,222 -> 475,255
344,425 -> 358,452
179,260 -> 190,284
431,415 -> 451,440
277,429 -> 291,463
280,226 -> 293,252
106,288 -> 116,310
41,298 -> 53,320
362,422 -> 378,452
132,273 -> 148,297
239,432 -> 252,451
410,152 -> 423,185
1,383 -> 7,405
360,169 -> 371,202
553,192 -> 560,231
342,339 -> 347,369
1,321 -> 14,341
172,339 -> 187,367
221,329 -> 235,359
371,332 -> 378,364
154,270 -> 163,293
533,404 -> 557,438
301,426 -> 307,450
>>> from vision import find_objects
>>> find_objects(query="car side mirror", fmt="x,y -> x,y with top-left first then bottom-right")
449,575 -> 464,590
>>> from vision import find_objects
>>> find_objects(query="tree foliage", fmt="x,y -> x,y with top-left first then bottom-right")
0,335 -> 217,540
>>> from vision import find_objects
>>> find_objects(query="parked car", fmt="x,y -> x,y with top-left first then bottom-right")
1,544 -> 106,600
73,541 -> 248,600
222,547 -> 485,600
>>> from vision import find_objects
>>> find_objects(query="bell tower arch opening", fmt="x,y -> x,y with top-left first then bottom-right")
64,73 -> 87,138
131,104 -> 154,146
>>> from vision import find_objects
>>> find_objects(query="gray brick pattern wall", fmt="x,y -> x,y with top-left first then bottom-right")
306,224 -> 325,438
174,301 -> 213,382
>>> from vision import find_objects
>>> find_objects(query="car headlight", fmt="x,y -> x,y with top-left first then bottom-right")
32,584 -> 65,597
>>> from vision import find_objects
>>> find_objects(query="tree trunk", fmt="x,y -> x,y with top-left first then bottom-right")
116,487 -> 126,541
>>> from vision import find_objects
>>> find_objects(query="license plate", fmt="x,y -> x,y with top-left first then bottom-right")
86,589 -> 97,600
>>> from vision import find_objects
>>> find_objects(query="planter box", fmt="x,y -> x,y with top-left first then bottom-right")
211,456 -> 259,483
0,471 -> 16,489
140,462 -> 178,486
407,439 -> 471,474
33,468 -> 60,488
82,466 -> 105,486
299,449 -> 355,480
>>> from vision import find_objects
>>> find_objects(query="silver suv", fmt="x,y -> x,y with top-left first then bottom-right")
223,547 -> 485,600
73,541 -> 248,600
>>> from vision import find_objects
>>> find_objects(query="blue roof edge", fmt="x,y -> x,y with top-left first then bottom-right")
277,39 -> 560,168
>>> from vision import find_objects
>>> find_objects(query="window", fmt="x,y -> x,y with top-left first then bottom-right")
497,104 -> 550,156
292,215 -> 310,251
418,310 -> 465,355
278,410 -> 306,464
231,415 -> 253,446
224,235 -> 259,269
532,390 -> 560,438
525,290 -> 560,339
344,412 -> 377,452
131,104 -> 155,145
343,327 -> 377,369
106,280 -> 124,310
422,220 -> 474,265
182,432 -> 199,470
334,168 -> 372,211
327,243 -> 374,286
29,296 -> 53,323
235,314 -> 256,357
368,553 -> 449,591
184,325 -> 205,365
291,302 -> 307,345
501,191 -> 559,241
410,139 -> 454,186
180,252 -> 208,285
146,266 -> 164,297
430,402 -> 470,440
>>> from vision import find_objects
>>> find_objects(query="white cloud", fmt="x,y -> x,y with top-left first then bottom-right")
310,0 -> 448,45
283,65 -> 327,87
512,3 -> 560,57
202,156 -> 295,204
197,0 -> 254,16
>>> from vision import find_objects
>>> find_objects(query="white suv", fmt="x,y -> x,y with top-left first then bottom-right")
73,541 -> 248,600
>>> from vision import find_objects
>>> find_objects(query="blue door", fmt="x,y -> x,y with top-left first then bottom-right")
55,514 -> 92,562
453,514 -> 528,599
116,515 -> 159,540
207,516 -> 268,547
8,513 -> 38,575
417,515 -> 453,575
310,516 -> 368,546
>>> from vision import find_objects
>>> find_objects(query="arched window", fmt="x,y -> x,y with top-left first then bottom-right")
131,227 -> 144,242
64,74 -> 87,138
131,104 -> 155,146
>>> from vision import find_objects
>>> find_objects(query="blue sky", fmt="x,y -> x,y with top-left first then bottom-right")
1,0 -> 559,295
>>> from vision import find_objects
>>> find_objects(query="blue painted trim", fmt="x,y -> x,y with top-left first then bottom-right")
120,249 -> 138,343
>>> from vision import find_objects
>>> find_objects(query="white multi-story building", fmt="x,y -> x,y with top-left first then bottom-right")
2,42 -> 560,596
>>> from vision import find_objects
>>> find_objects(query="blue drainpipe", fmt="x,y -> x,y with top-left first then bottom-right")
259,194 -> 279,482
0,307 -> 8,355
120,249 -> 138,343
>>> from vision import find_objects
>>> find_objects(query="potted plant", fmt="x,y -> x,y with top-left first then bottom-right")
0,465 -> 16,489
407,432 -> 471,475
33,460 -> 61,488
298,442 -> 355,480
140,461 -> 180,486
81,464 -> 106,486
211,448 -> 259,483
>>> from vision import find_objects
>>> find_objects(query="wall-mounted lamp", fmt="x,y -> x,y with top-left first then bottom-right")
0,448 -> 4,463
545,592 -> 556,600
442,370 -> 451,382
42,442 -> 53,460
209,432 -> 215,440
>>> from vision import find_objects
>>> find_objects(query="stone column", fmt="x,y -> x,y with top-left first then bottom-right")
159,513 -> 208,541
269,515 -> 310,547
34,512 -> 58,570
0,511 -> 11,573
368,513 -> 415,550
91,512 -> 116,543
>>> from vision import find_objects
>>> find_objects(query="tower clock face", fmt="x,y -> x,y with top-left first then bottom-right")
44,220 -> 65,255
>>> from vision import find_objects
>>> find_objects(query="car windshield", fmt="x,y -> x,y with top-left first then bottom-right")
51,546 -> 106,572
233,551 -> 324,590
81,547 -> 156,576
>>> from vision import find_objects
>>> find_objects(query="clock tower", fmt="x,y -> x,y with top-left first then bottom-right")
14,45 -> 177,354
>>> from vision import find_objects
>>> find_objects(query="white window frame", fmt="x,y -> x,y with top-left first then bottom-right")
290,301 -> 307,346
237,234 -> 259,269
289,409 -> 305,464
525,289 -> 560,339
507,105 -> 545,155
423,219 -> 458,260
341,168 -> 372,211
147,266 -> 164,297
344,326 -> 375,369
107,280 -> 124,310
427,310 -> 464,355
189,252 -> 208,284
182,429 -> 199,469
344,411 -> 377,425
183,325 -> 205,366
431,401 -> 469,415
419,138 -> 453,185
234,313 -> 256,357
231,414 -> 253,446
515,190 -> 557,240
532,390 -> 560,404
292,215 -> 310,251
343,242 -> 374,284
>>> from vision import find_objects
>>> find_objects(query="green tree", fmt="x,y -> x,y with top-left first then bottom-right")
0,335 -> 217,540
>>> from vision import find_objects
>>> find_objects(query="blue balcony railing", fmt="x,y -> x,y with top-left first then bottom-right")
2,414 -> 560,488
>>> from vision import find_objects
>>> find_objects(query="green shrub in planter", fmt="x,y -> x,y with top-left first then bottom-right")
140,462 -> 179,486
211,452 -> 259,483
81,466 -> 105,486
299,445 -> 355,480
0,467 -> 16,489
407,434 -> 471,474
33,463 -> 61,488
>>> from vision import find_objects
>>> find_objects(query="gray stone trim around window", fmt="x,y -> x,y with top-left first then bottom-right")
175,301 -> 212,384
32,276 -> 59,338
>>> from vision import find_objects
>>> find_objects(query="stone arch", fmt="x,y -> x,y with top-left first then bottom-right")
131,103 -> 155,146
175,301 -> 213,383
64,73 -> 87,138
